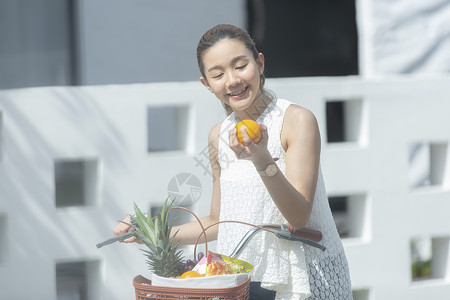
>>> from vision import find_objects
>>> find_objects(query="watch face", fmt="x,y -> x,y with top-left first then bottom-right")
266,164 -> 278,176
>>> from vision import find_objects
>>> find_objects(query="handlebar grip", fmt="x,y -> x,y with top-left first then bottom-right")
290,227 -> 323,242
96,230 -> 135,249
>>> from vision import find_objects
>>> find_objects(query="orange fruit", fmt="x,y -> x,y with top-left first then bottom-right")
235,120 -> 261,145
180,270 -> 203,279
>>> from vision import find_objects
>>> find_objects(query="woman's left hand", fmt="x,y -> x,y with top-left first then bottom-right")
229,123 -> 272,164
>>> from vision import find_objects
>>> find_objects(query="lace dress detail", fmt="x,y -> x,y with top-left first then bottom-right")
216,99 -> 353,300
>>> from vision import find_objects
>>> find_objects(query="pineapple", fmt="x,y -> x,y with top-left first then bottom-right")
130,198 -> 184,278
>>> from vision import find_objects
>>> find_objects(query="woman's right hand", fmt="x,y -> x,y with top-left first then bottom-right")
113,216 -> 140,243
229,123 -> 272,166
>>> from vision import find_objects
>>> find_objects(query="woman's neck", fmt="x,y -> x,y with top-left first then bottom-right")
234,92 -> 274,122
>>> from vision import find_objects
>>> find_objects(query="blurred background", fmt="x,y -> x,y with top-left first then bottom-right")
0,0 -> 360,89
0,0 -> 450,299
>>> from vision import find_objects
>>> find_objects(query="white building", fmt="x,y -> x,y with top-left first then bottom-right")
0,1 -> 449,299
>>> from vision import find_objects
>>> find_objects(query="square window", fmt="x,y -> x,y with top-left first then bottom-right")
56,260 -> 100,300
411,236 -> 450,282
0,213 -> 7,263
147,105 -> 190,152
326,99 -> 366,145
352,288 -> 370,300
54,159 -> 99,208
409,142 -> 449,189
329,194 -> 369,240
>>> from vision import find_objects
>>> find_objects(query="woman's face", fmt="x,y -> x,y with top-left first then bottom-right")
200,39 -> 264,113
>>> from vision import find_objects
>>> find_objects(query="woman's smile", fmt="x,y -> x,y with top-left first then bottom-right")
228,86 -> 249,98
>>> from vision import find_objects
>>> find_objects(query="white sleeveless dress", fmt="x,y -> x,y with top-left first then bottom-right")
216,98 -> 353,300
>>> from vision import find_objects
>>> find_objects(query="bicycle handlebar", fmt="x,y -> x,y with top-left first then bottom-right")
229,224 -> 326,258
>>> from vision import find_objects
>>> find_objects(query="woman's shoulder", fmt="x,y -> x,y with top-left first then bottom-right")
281,102 -> 320,149
284,102 -> 318,128
208,122 -> 223,144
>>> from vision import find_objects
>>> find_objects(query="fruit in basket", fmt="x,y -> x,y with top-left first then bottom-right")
197,251 -> 205,261
180,270 -> 203,279
207,261 -> 234,276
183,258 -> 198,272
206,251 -> 254,276
131,199 -> 184,278
235,119 -> 261,145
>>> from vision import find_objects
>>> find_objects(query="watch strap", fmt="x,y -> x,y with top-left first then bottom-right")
256,158 -> 279,177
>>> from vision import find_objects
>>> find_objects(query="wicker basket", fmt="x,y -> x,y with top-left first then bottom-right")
133,274 -> 251,299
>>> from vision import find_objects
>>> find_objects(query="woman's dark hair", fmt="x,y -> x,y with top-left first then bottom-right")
197,24 -> 272,115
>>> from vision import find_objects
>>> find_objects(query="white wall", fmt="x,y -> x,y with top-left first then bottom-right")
1,76 -> 450,299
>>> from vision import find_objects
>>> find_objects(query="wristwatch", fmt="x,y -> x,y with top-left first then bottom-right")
257,162 -> 279,177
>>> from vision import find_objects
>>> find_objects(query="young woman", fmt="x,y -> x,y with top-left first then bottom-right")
114,24 -> 353,300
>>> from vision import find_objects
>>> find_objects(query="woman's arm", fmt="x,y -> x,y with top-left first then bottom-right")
171,122 -> 222,245
232,105 -> 321,229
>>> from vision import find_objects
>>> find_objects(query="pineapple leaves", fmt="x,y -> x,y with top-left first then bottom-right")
130,198 -> 185,277
133,202 -> 157,245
